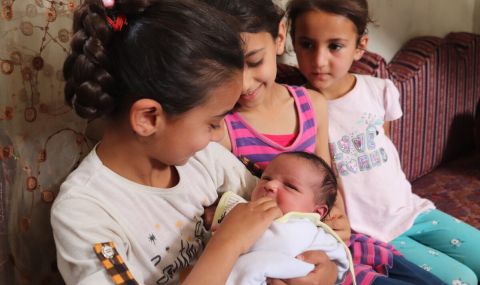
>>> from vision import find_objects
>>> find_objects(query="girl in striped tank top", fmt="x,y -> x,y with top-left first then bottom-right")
202,1 -> 449,285
202,1 -> 345,283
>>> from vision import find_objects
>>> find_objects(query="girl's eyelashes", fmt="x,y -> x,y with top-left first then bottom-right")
296,38 -> 345,52
246,59 -> 263,68
209,123 -> 221,130
328,42 -> 344,51
298,39 -> 314,50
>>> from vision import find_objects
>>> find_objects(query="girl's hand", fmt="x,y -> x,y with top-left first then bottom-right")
324,206 -> 351,242
185,198 -> 282,285
267,250 -> 338,285
324,185 -> 351,242
213,197 -> 283,254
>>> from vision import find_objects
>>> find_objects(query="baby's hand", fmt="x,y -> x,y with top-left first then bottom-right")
213,197 -> 282,254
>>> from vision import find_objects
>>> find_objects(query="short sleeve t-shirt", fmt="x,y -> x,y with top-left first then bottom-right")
51,142 -> 257,284
327,75 -> 434,242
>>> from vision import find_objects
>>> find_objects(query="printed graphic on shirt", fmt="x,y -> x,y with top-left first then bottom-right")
330,113 -> 388,176
150,217 -> 206,284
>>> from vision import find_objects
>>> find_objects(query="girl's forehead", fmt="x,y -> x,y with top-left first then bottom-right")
241,32 -> 275,48
294,12 -> 358,42
295,10 -> 357,33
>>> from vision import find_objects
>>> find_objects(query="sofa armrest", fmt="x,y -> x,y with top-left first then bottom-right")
475,100 -> 480,152
388,33 -> 480,181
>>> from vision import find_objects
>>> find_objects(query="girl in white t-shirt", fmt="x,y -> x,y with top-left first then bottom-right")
51,0 -> 338,284
287,0 -> 480,284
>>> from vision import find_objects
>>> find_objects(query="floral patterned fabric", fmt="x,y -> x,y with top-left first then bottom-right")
0,1 -> 90,284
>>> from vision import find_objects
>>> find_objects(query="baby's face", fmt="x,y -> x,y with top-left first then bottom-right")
251,155 -> 321,214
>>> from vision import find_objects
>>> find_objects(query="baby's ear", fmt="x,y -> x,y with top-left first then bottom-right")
314,204 -> 329,219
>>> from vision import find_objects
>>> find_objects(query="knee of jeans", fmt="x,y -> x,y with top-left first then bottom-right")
447,265 -> 478,285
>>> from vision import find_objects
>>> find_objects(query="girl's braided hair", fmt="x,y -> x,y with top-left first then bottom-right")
64,0 -> 244,120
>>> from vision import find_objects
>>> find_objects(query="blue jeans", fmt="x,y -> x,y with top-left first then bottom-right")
372,254 -> 446,285
391,209 -> 479,285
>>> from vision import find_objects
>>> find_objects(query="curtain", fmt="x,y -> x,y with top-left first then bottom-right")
0,0 -> 90,284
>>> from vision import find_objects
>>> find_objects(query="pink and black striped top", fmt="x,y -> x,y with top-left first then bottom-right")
225,85 -> 317,170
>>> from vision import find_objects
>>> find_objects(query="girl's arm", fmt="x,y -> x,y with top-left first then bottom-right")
308,90 -> 331,166
51,198 -> 137,285
383,79 -> 402,139
307,89 -> 351,242
183,198 -> 283,285
383,121 -> 391,138
323,186 -> 351,242
219,120 -> 233,151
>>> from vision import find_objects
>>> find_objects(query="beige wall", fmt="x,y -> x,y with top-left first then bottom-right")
475,0 -> 480,33
276,0 -> 478,64
368,0 -> 476,61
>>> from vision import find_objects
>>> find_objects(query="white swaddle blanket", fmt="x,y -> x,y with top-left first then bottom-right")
212,192 -> 356,285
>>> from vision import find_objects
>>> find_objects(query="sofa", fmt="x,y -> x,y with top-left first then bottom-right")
276,32 -> 480,229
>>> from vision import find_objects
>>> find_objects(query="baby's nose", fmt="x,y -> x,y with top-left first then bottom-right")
265,180 -> 281,193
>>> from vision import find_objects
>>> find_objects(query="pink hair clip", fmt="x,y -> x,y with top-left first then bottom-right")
102,0 -> 114,9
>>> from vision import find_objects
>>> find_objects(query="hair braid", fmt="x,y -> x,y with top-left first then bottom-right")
64,0 -> 120,119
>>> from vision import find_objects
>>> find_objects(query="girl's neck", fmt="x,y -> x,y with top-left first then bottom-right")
310,73 -> 357,100
239,82 -> 288,113
97,127 -> 178,189
236,83 -> 297,134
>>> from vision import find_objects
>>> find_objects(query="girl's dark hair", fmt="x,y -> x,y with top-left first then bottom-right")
287,0 -> 372,41
202,0 -> 284,38
63,0 -> 244,120
279,151 -> 337,214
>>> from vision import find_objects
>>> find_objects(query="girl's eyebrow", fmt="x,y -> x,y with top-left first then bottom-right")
245,48 -> 264,58
297,35 -> 348,42
329,37 -> 349,42
213,107 -> 236,118
297,36 -> 313,40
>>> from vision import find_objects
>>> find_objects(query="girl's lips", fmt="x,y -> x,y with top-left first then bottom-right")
241,84 -> 262,100
311,72 -> 330,80
241,92 -> 256,101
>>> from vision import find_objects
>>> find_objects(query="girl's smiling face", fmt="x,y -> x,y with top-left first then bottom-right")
238,27 -> 285,109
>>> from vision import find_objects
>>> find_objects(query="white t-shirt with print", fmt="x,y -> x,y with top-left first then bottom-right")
328,74 -> 435,242
51,142 -> 257,285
